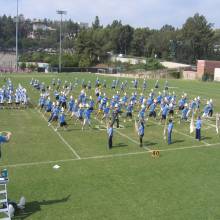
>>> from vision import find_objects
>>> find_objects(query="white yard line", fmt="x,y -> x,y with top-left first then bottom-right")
116,129 -> 151,151
1,142 -> 220,169
149,119 -> 210,146
54,128 -> 81,159
175,87 -> 214,98
203,126 -> 212,131
36,109 -> 81,159
204,119 -> 217,128
173,129 -> 210,146
94,118 -> 151,151
159,142 -> 220,153
0,158 -> 79,168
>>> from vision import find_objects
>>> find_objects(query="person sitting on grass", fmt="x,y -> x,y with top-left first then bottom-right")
0,131 -> 12,158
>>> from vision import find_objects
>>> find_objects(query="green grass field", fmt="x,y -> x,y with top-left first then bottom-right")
0,73 -> 220,220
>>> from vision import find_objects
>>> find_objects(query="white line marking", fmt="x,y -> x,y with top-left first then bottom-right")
159,142 -> 220,153
36,110 -> 81,159
54,128 -> 81,159
173,129 -> 210,146
149,119 -> 210,146
204,120 -> 216,128
0,158 -> 79,168
94,118 -> 151,151
1,142 -> 220,169
116,129 -> 151,151
203,126 -> 212,131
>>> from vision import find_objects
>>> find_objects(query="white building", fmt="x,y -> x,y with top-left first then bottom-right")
111,55 -> 146,65
160,61 -> 191,69
214,68 -> 220,81
27,32 -> 36,39
78,22 -> 89,29
33,20 -> 48,31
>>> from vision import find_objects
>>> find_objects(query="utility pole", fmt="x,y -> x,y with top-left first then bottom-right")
56,10 -> 67,73
16,0 -> 19,72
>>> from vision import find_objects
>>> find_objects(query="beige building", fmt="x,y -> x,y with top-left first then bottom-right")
182,71 -> 196,80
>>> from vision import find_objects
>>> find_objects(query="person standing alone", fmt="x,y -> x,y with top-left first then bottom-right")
196,116 -> 202,141
107,123 -> 113,149
138,120 -> 145,147
167,119 -> 173,145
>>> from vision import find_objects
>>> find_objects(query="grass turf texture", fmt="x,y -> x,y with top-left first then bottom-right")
0,72 -> 220,220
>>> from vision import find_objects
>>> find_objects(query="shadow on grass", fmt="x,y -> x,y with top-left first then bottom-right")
113,143 -> 128,148
201,136 -> 212,141
63,128 -> 83,132
143,141 -> 157,146
13,195 -> 71,220
172,140 -> 185,144
146,123 -> 158,128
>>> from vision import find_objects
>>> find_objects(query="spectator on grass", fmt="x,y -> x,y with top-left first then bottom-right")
138,120 -> 145,147
107,123 -> 113,149
195,116 -> 202,141
112,105 -> 120,128
167,119 -> 173,145
0,131 -> 12,158
208,99 -> 214,117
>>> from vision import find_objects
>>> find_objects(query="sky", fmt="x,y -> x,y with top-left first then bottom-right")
1,0 -> 220,29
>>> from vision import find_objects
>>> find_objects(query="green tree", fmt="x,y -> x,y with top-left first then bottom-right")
131,28 -> 152,56
79,54 -> 91,67
62,54 -> 79,67
20,62 -> 26,70
180,13 -> 214,63
92,16 -> 101,29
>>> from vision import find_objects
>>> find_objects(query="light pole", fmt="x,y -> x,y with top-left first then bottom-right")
16,0 -> 19,72
56,10 -> 67,73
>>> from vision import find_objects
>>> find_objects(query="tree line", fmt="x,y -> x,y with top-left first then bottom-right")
1,13 -> 220,67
